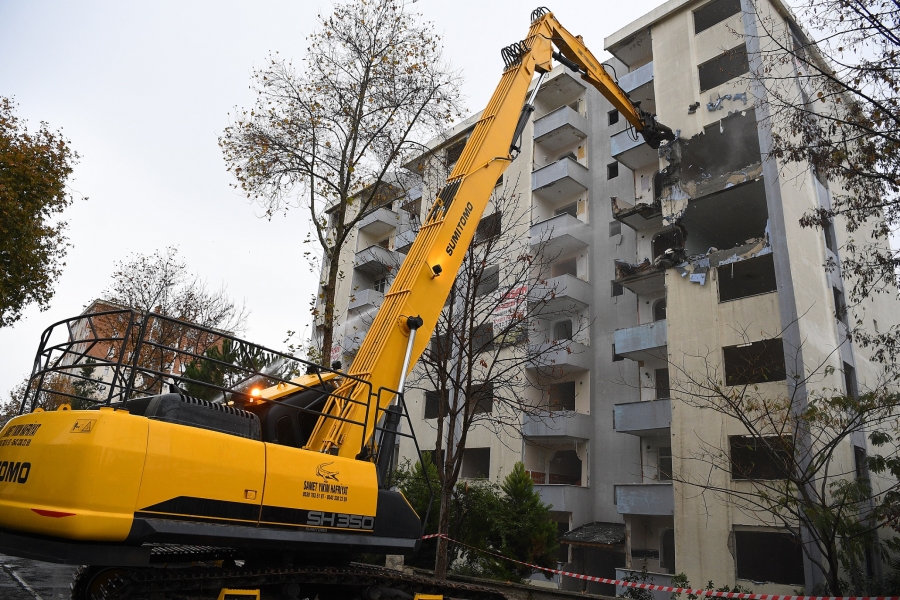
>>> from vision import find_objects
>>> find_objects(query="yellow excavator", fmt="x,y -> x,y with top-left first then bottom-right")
0,7 -> 673,599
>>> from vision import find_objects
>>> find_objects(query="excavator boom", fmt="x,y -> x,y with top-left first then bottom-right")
305,8 -> 674,458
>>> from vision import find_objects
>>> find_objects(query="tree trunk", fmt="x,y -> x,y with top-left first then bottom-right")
826,552 -> 843,596
433,478 -> 454,579
319,252 -> 341,366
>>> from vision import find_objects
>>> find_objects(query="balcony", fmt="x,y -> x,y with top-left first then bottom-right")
615,264 -> 665,296
354,245 -> 400,275
524,411 -> 592,442
394,228 -> 417,254
347,288 -> 383,314
528,341 -> 592,375
534,71 -> 585,108
532,158 -> 590,202
611,128 -> 658,172
614,320 -> 667,361
614,399 -> 672,437
534,106 -> 588,152
611,197 -> 663,231
615,482 -> 674,515
529,274 -> 591,315
534,484 -> 591,514
530,213 -> 591,257
617,62 -> 655,114
358,207 -> 399,237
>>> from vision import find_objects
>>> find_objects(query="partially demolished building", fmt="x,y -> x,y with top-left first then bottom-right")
316,0 -> 899,593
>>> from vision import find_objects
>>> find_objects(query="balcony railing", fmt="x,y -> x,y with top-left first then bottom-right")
347,289 -> 383,314
394,228 -> 417,254
611,128 -> 658,172
534,483 -> 591,514
618,61 -> 654,94
614,399 -> 672,437
358,207 -> 399,236
527,341 -> 592,375
354,245 -> 400,275
532,157 -> 590,202
534,105 -> 588,152
524,411 -> 592,441
617,62 -> 655,116
614,320 -> 667,361
530,213 -> 591,257
615,482 -> 674,515
529,274 -> 591,315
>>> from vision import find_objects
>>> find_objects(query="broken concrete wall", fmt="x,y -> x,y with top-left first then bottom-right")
657,108 -> 763,214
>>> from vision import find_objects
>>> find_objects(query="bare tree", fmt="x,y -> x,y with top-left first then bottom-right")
100,246 -> 248,394
380,181 -> 592,578
667,322 -> 900,595
219,0 -> 464,363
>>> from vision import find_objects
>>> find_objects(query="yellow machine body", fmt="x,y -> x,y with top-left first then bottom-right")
0,405 -> 381,544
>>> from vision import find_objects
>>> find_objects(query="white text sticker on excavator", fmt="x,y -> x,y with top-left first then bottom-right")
70,420 -> 96,434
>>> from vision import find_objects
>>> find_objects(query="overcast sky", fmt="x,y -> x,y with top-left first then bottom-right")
0,0 -> 665,395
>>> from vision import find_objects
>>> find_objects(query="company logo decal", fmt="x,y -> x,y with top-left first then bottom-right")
0,461 -> 31,484
316,462 -> 339,483
0,423 -> 40,447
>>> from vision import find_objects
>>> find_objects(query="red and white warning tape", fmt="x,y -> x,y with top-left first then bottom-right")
420,533 -> 897,600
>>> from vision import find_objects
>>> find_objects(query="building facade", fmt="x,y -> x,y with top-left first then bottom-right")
315,0 -> 899,593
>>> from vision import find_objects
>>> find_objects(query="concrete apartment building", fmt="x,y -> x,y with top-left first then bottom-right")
317,0 -> 899,593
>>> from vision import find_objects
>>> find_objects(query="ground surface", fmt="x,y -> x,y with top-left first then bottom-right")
0,554 -> 76,599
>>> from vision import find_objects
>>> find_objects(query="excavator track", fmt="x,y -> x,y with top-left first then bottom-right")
75,560 -> 508,600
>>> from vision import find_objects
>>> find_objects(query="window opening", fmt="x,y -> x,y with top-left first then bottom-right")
549,381 -> 576,411
694,0 -> 742,34
424,390 -> 445,419
609,220 -> 622,237
476,211 -> 501,243
653,299 -> 667,322
554,319 -> 574,341
476,265 -> 500,296
469,383 -> 493,414
717,254 -> 777,302
660,529 -> 676,573
607,161 -> 619,180
833,287 -> 848,325
658,446 -> 673,481
608,109 -> 619,125
446,138 -> 467,168
373,277 -> 389,293
655,368 -> 670,399
730,436 -> 793,480
698,45 -> 749,92
844,362 -> 858,398
473,323 -> 495,354
552,258 -> 577,278
611,281 -> 624,297
461,447 -> 491,479
823,218 -> 837,253
734,530 -> 804,585
549,449 -> 582,485
723,338 -> 787,385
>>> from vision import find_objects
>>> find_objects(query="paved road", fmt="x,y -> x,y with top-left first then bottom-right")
0,554 -> 76,599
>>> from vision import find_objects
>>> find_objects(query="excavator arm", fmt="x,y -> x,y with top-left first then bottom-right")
305,7 -> 675,459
